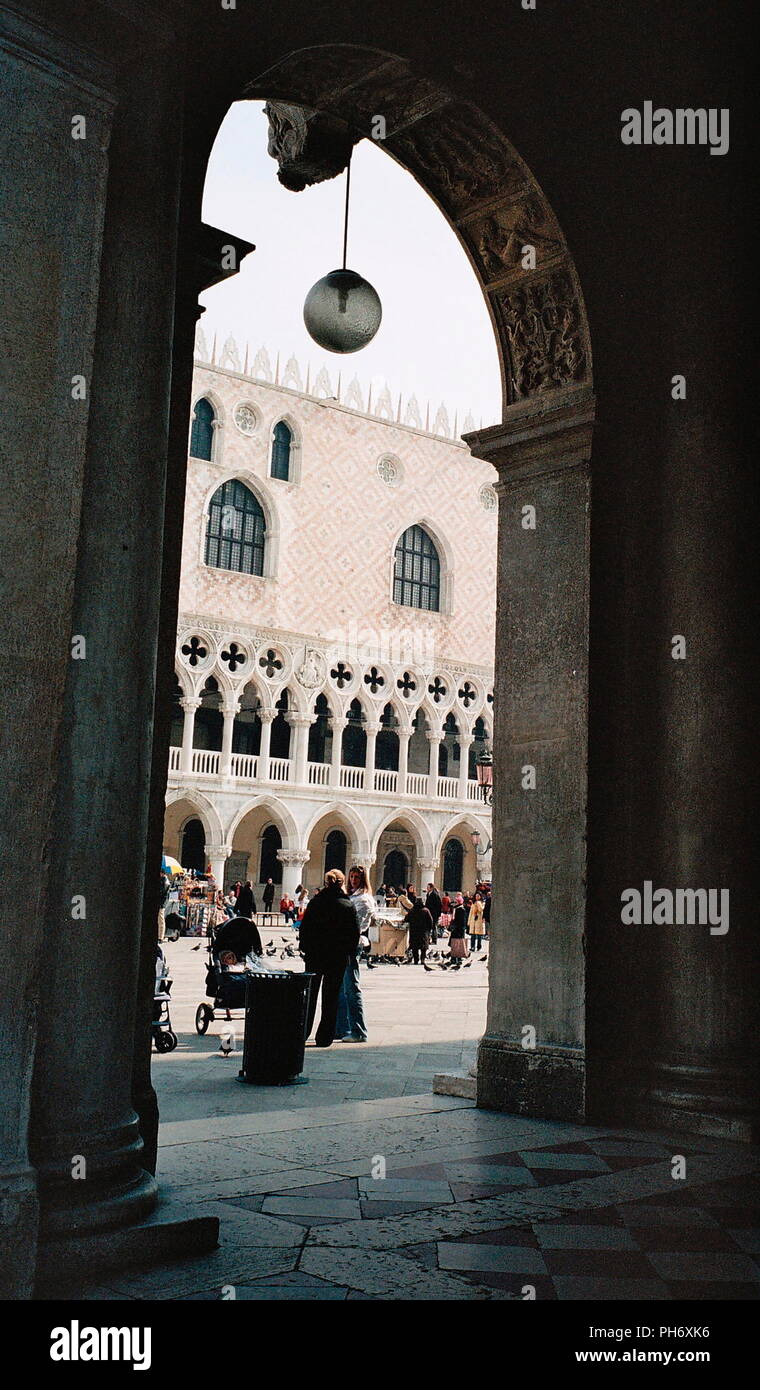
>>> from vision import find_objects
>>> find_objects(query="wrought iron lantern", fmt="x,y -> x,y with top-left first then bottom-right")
475,746 -> 493,805
303,157 -> 382,354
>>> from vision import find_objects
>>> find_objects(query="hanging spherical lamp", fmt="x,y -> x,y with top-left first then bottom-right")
304,269 -> 381,354
303,158 -> 382,354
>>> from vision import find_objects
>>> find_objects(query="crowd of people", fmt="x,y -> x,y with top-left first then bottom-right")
162,862 -> 491,1050
200,867 -> 491,1050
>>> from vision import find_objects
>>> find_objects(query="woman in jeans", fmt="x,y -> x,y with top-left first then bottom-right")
334,864 -> 372,1041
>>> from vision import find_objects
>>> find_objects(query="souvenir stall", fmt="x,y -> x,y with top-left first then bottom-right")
370,900 -> 409,958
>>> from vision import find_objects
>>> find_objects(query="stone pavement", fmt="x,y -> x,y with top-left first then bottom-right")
70,939 -> 760,1300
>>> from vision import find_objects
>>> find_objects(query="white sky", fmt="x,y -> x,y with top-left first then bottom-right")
200,102 -> 502,428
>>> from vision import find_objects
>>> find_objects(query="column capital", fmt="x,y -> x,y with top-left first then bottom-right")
330,716 -> 348,732
418,858 -> 439,875
277,849 -> 310,866
259,708 -> 276,724
286,712 -> 315,729
206,843 -> 231,858
180,696 -> 201,711
220,701 -> 240,717
426,730 -> 443,743
365,722 -> 381,737
464,385 -> 595,490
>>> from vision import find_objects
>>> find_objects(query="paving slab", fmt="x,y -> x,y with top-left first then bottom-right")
438,1242 -> 548,1274
533,1224 -> 639,1250
262,1196 -> 363,1221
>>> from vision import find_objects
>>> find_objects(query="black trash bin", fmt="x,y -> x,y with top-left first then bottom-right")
238,970 -> 315,1084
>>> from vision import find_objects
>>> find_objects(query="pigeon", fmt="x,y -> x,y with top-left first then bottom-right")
423,963 -> 435,973
219,1027 -> 235,1056
191,943 -> 202,951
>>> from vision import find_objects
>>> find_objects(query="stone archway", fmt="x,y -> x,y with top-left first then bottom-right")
13,36 -> 595,1290
4,0 -> 753,1301
245,47 -> 594,1121
249,48 -> 591,413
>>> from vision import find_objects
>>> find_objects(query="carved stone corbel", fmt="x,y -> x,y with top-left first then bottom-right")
264,101 -> 357,190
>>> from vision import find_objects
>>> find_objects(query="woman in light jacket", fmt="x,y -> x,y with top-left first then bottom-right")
468,891 -> 486,951
334,864 -> 372,1041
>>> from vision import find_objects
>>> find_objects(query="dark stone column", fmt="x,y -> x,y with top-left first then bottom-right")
26,32 -> 219,1286
0,9 -> 116,1297
630,246 -> 759,1142
465,387 -> 594,1122
132,224 -> 254,1175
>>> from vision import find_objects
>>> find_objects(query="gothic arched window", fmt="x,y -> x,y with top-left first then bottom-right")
271,421 -> 292,481
190,397 -> 215,460
181,818 -> 206,874
259,824 -> 283,885
443,838 -> 464,893
393,525 -> 441,612
341,698 -> 367,768
205,479 -> 266,576
324,829 -> 347,875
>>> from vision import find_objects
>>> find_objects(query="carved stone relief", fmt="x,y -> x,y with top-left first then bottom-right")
390,104 -> 526,213
496,271 -> 589,398
332,63 -> 446,137
252,50 -> 381,111
464,193 -> 563,286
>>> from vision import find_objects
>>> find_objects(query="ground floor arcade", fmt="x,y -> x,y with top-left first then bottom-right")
163,786 -> 492,897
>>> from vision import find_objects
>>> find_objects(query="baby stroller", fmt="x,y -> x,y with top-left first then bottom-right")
195,916 -> 263,1035
153,944 -> 178,1052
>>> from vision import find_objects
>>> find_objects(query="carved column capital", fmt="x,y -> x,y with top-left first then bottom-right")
464,385 -> 595,488
277,849 -> 310,867
286,712 -> 315,729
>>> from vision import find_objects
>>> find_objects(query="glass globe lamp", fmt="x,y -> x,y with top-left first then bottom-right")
303,268 -> 382,354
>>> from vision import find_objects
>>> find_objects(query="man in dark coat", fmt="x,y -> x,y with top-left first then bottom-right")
405,897 -> 434,965
299,870 -> 360,1047
236,880 -> 256,918
425,882 -> 443,938
262,878 -> 275,910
